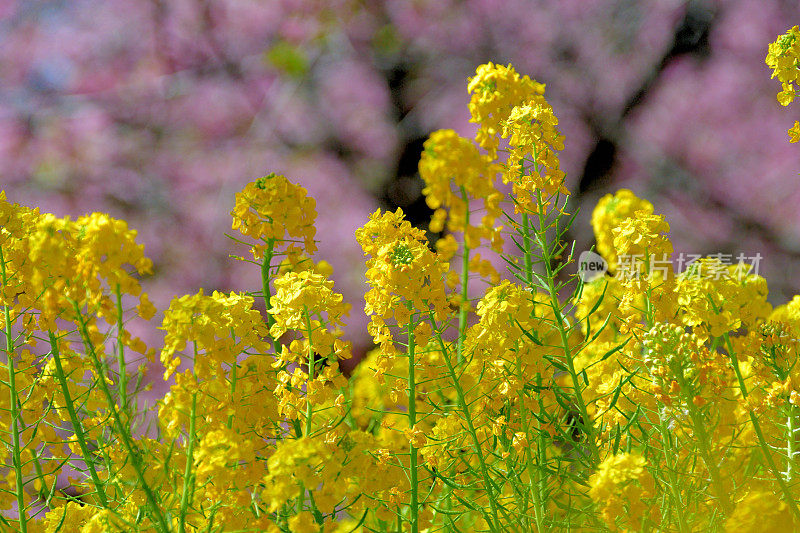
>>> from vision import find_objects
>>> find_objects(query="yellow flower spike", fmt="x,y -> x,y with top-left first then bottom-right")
419,129 -> 501,240
136,292 -> 157,321
766,26 -> 800,105
269,270 -> 350,343
467,62 -> 546,159
725,490 -> 794,532
231,173 -> 318,259
611,211 -> 672,261
591,189 -> 654,271
356,208 -> 449,338
589,453 -> 657,532
789,120 -> 800,143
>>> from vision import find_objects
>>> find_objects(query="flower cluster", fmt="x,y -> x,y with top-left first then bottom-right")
467,62 -> 567,213
230,173 -> 318,260
589,453 -> 657,531
591,189 -> 655,272
467,62 -> 547,159
268,270 -> 351,420
766,25 -> 800,106
766,25 -> 800,143
356,208 -> 449,359
501,95 -> 567,212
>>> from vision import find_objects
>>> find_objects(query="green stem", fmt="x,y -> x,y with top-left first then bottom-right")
681,385 -> 732,514
407,309 -> 419,533
670,340 -> 731,515
303,307 -> 315,438
724,334 -> 800,520
261,239 -> 276,348
114,285 -> 128,414
71,300 -> 172,533
428,310 -> 500,532
788,404 -> 797,484
47,331 -> 109,508
1,248 -> 28,533
227,330 -> 237,430
521,214 -> 534,285
457,187 -> 471,365
656,411 -> 689,532
533,376 -> 547,533
534,192 -> 598,466
178,393 -> 197,532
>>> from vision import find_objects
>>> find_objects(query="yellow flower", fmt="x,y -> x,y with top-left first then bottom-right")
160,289 -> 270,380
289,512 -> 319,533
467,62 -> 546,159
356,208 -> 449,340
675,258 -> 771,338
725,490 -> 793,532
419,129 -> 503,245
766,26 -> 800,106
589,453 -> 656,532
611,211 -> 672,262
501,98 -> 567,212
591,189 -> 654,271
269,270 -> 350,339
789,120 -> 800,143
404,424 -> 428,448
231,173 -> 318,259
72,212 -> 154,294
137,292 -> 157,320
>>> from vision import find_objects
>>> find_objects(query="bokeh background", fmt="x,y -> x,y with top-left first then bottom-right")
2,0 -> 799,383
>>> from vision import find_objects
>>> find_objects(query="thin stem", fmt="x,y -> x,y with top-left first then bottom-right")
522,214 -> 534,285
114,285 -> 128,414
1,247 -> 28,533
47,330 -> 109,508
681,386 -> 732,514
178,393 -> 197,533
457,186 -> 471,365
656,412 -> 690,532
407,309 -> 419,533
788,404 -> 797,483
261,238 -> 276,349
526,373 -> 546,533
72,300 -> 172,533
303,307 -> 315,437
724,334 -> 800,520
534,191 -> 598,466
428,310 -> 500,532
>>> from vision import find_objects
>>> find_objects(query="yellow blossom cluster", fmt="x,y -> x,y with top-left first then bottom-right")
466,281 -> 554,406
268,270 -> 352,419
611,211 -> 672,266
675,259 -> 772,338
230,172 -> 317,260
591,189 -> 654,271
725,490 -> 794,532
467,62 -> 546,159
766,25 -> 800,106
467,62 -> 567,213
640,323 -> 730,409
419,129 -> 504,287
356,208 -> 449,361
589,453 -> 657,531
419,129 -> 500,234
766,26 -> 800,142
160,289 -> 270,381
501,96 -> 567,212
